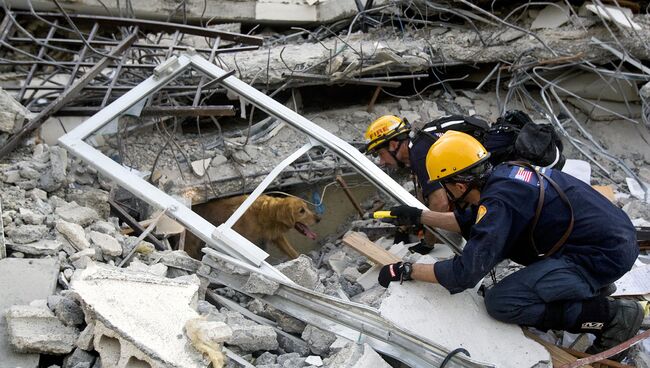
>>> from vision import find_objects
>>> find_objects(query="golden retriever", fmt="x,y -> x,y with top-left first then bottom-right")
185,194 -> 320,260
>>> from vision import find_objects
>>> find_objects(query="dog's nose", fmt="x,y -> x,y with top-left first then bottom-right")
315,215 -> 321,223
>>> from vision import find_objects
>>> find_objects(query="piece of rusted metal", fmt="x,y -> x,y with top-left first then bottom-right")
0,31 -> 139,158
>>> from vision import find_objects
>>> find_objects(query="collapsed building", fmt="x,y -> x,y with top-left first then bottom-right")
0,0 -> 649,367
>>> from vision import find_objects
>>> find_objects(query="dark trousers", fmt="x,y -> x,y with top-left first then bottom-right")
484,257 -> 604,330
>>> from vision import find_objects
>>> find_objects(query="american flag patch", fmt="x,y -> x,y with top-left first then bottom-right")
509,166 -> 538,186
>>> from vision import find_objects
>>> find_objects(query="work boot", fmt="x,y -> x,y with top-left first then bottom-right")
586,299 -> 644,361
597,283 -> 617,297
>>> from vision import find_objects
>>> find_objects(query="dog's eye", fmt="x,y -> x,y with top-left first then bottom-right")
300,208 -> 306,213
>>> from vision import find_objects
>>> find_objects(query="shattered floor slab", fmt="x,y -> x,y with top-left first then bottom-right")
0,257 -> 59,368
70,263 -> 206,368
379,258 -> 551,367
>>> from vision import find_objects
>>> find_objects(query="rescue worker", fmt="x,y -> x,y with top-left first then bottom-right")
377,131 -> 643,359
361,113 -> 564,253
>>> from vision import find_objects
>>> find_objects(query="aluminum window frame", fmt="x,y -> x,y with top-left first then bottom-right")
58,53 -> 464,282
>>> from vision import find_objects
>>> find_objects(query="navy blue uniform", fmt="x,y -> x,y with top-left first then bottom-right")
434,163 -> 638,329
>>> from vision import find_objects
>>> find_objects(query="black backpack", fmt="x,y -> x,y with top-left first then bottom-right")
411,115 -> 490,146
491,110 -> 565,169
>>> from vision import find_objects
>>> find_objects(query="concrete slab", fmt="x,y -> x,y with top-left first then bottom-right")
0,258 -> 59,368
5,304 -> 79,354
378,257 -> 551,367
70,263 -> 206,368
557,72 -> 640,102
567,97 -> 642,121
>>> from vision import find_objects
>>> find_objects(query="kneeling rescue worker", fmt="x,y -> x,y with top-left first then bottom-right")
362,112 -> 565,254
378,130 -> 643,359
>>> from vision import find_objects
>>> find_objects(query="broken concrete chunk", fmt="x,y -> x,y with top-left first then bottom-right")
0,87 -> 29,134
350,286 -> 385,309
191,158 -> 212,177
301,325 -> 336,356
49,146 -> 68,183
87,221 -> 117,236
185,318 -> 233,346
65,189 -> 110,219
7,224 -> 48,244
76,321 -> 95,351
5,304 -> 80,355
72,256 -> 93,270
277,333 -> 310,356
530,2 -> 570,30
276,255 -> 320,289
342,267 -> 361,282
0,257 -> 60,367
56,220 -> 90,251
228,325 -> 278,351
256,351 -> 277,365
160,250 -> 202,272
305,355 -> 323,367
323,342 -> 391,368
8,239 -> 62,256
47,294 -> 85,326
585,3 -> 640,30
19,208 -> 45,225
62,348 -> 96,368
55,204 -> 99,227
70,248 -> 97,262
277,352 -> 304,367
71,264 -> 205,367
266,307 -> 306,334
126,258 -> 168,277
242,272 -> 280,295
2,169 -> 21,184
89,231 -> 122,257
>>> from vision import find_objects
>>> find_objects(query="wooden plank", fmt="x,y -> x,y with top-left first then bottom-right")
342,232 -> 401,266
522,329 -> 594,368
593,185 -> 615,202
559,347 -> 635,368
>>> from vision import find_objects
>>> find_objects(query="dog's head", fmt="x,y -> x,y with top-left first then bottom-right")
280,197 -> 320,240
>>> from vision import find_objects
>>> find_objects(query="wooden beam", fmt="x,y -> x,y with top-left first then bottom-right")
342,232 -> 401,266
559,347 -> 635,368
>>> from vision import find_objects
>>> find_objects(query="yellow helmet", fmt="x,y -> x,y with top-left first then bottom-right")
363,115 -> 410,154
425,130 -> 490,183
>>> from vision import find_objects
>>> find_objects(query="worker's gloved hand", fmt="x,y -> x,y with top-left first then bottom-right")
408,240 -> 434,255
393,228 -> 411,244
378,262 -> 413,288
390,205 -> 422,226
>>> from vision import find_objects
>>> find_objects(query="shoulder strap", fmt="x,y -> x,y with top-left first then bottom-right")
506,161 -> 574,258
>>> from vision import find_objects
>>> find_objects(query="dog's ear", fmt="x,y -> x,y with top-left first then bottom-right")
278,198 -> 297,228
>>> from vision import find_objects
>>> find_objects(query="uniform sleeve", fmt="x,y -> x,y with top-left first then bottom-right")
454,206 -> 477,239
435,198 -> 521,294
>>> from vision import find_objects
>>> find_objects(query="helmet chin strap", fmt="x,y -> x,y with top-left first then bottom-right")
443,182 -> 474,211
388,140 -> 406,169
